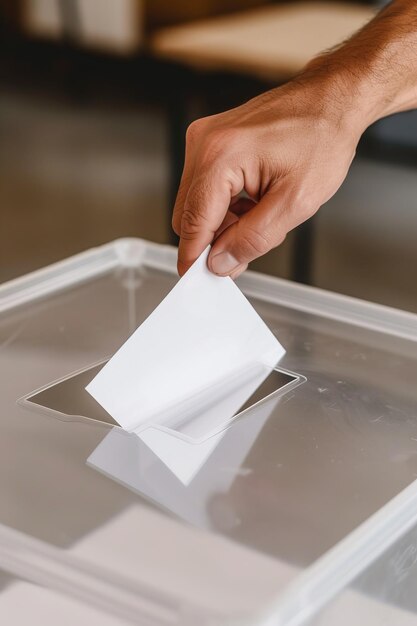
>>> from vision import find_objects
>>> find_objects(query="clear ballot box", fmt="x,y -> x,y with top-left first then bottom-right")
0,238 -> 416,626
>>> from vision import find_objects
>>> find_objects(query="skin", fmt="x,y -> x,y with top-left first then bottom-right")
172,0 -> 417,278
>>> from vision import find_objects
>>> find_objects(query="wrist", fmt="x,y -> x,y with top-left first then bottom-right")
288,62 -> 372,142
299,1 -> 417,132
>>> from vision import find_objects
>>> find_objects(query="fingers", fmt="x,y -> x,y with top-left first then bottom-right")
214,210 -> 239,239
208,190 -> 287,276
173,117 -> 250,275
177,166 -> 244,276
172,126 -> 199,237
172,167 -> 194,238
230,263 -> 248,280
229,196 -> 257,216
212,199 -> 257,239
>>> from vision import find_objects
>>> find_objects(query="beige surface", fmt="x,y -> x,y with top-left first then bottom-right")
151,2 -> 376,80
145,0 -> 269,30
23,0 -> 144,54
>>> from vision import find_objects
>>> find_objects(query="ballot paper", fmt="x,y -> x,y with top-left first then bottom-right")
86,247 -> 285,482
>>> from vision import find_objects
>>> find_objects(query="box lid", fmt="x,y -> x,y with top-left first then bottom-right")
1,238 -> 417,625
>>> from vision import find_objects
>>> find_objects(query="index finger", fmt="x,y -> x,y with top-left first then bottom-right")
172,135 -> 198,237
177,166 -> 244,275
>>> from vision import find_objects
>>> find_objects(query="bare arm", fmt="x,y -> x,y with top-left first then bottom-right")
173,0 -> 417,277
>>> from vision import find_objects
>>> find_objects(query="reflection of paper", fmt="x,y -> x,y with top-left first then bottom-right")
122,428 -> 223,486
138,363 -> 271,483
86,247 -> 284,439
87,394 -> 280,524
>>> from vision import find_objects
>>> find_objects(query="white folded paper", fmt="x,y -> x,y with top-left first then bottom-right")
86,247 -> 285,482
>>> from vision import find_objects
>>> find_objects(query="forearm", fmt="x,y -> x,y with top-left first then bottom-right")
302,0 -> 417,133
173,1 -> 417,275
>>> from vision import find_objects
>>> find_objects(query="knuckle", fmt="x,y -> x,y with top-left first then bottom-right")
238,226 -> 271,258
296,201 -> 319,223
207,127 -> 238,152
198,128 -> 239,166
290,185 -> 319,222
185,118 -> 206,144
181,205 -> 208,239
292,184 -> 308,208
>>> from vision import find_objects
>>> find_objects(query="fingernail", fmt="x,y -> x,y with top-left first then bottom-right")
230,264 -> 248,280
210,251 -> 239,276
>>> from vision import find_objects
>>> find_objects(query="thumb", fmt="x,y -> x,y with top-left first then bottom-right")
208,191 -> 287,276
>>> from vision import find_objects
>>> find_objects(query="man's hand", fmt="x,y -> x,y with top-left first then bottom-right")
172,0 -> 417,277
173,79 -> 360,277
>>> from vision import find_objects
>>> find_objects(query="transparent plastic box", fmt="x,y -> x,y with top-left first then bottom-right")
1,238 -> 417,625
308,514 -> 417,626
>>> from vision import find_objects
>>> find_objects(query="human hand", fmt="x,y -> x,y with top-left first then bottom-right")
172,74 -> 364,278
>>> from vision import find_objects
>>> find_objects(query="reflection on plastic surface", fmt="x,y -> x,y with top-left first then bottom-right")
86,247 -> 285,441
0,575 -> 127,626
24,362 -> 117,426
23,356 -> 299,483
88,393 -> 281,519
24,361 -> 296,429
135,367 -> 296,484
310,512 -> 417,625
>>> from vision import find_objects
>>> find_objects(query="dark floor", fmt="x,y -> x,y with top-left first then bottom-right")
0,88 -> 169,281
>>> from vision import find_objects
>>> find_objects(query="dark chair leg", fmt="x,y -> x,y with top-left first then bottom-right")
166,95 -> 188,245
292,219 -> 315,285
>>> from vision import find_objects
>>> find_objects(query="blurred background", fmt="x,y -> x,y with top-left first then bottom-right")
1,0 -> 416,311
